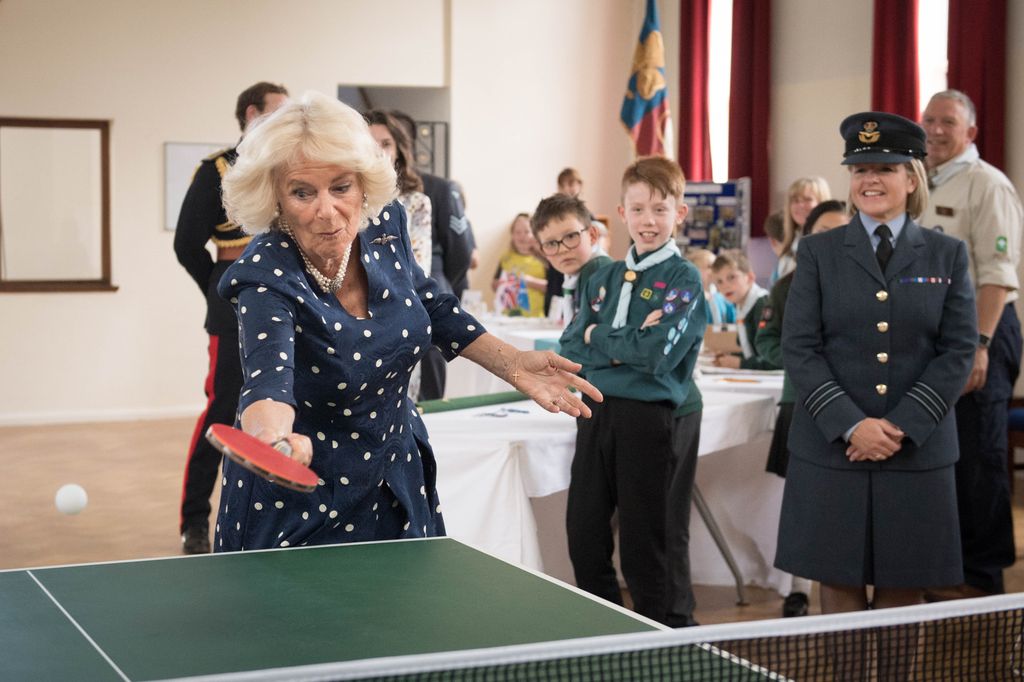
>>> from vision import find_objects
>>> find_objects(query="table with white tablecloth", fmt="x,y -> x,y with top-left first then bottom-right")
424,388 -> 794,596
444,315 -> 565,398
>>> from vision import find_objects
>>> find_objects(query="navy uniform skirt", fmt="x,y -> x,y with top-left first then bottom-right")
774,457 -> 963,589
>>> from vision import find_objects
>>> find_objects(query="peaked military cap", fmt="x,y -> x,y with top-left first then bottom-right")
839,111 -> 927,165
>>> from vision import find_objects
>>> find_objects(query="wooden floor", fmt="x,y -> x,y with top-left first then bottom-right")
2,416 -> 1023,625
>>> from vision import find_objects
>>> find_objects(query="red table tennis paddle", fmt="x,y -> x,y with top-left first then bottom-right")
205,424 -> 318,493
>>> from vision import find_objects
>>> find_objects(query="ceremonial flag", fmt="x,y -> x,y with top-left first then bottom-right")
621,0 -> 674,158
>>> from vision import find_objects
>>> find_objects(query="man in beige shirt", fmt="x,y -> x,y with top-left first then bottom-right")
919,89 -> 1023,597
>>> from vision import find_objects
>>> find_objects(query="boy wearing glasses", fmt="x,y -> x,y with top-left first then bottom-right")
558,156 -> 706,627
531,193 -> 612,325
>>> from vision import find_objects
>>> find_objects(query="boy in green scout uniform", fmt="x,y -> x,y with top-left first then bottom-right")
559,156 -> 706,627
530,193 -> 612,325
709,251 -> 774,370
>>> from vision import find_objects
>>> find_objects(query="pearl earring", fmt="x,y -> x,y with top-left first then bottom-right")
362,193 -> 369,210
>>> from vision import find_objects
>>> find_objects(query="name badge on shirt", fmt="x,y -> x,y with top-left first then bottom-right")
936,206 -> 955,217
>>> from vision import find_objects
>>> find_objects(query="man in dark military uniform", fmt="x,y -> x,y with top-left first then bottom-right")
173,81 -> 288,553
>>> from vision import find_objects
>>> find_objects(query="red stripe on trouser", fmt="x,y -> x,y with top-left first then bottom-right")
179,334 -> 220,529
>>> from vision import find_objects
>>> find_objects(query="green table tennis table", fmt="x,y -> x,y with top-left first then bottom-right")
0,537 -> 778,681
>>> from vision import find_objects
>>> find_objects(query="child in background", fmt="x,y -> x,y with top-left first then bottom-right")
532,194 -> 612,325
711,251 -> 774,370
763,215 -> 788,283
492,213 -> 547,317
560,156 -> 706,627
546,167 -> 587,315
686,248 -> 736,325
591,219 -> 612,255
557,167 -> 584,198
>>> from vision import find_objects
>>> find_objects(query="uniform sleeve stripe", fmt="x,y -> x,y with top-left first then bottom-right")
806,381 -> 839,407
913,381 -> 947,414
908,392 -> 944,424
909,385 -> 944,416
809,391 -> 845,419
908,388 -> 945,423
806,383 -> 842,409
807,385 -> 845,417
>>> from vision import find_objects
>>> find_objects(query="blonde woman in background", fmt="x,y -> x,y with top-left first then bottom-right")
764,176 -> 831,284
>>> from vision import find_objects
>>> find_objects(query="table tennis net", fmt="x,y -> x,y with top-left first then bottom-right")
331,593 -> 1024,681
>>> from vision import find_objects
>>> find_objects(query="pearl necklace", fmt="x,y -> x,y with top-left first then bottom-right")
279,220 -> 352,295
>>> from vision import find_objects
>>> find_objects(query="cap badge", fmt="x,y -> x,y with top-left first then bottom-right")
858,121 -> 881,145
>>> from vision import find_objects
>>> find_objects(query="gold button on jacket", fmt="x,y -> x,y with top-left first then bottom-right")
877,352 -> 889,363
876,384 -> 888,395
877,321 -> 889,332
876,290 -> 889,301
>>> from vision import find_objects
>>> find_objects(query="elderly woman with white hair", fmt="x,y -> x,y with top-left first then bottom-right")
214,92 -> 601,551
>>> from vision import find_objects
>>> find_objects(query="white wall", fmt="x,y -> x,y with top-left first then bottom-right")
769,0 -> 873,209
1008,1 -> 1024,203
453,0 -> 643,280
0,0 -> 447,424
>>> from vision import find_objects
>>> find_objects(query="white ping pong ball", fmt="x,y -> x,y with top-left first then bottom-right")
55,484 -> 88,515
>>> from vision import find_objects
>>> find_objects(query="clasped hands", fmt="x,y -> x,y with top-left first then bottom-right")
846,418 -> 904,462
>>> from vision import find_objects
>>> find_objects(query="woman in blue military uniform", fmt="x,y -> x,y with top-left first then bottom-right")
776,112 -> 977,618
214,92 -> 601,551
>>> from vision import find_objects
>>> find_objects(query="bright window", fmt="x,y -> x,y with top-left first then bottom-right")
917,0 -> 949,115
708,0 -> 733,182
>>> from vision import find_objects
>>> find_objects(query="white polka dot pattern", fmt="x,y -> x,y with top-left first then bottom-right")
212,201 -> 487,551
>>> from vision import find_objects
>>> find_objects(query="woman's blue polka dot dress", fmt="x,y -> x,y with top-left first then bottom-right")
214,202 -> 485,551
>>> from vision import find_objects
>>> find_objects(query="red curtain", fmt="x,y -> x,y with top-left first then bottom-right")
677,0 -> 712,181
871,0 -> 919,118
728,0 -> 771,238
947,0 -> 1007,169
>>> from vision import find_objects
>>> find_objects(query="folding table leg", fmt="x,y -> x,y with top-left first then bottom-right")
692,484 -> 747,605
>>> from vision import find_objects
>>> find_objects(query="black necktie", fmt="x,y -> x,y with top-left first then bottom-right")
875,224 -> 893,272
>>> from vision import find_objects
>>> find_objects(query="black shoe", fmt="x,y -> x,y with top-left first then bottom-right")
182,525 -> 211,555
783,591 -> 809,617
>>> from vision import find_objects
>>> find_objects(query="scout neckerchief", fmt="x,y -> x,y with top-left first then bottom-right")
736,282 -> 768,358
561,245 -> 609,324
928,143 -> 978,189
612,240 -> 681,329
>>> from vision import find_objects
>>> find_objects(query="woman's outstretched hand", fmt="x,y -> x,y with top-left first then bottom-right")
513,350 -> 603,417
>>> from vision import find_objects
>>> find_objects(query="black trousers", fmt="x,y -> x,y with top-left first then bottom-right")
955,303 -> 1022,593
418,346 -> 447,401
567,396 -> 700,626
180,329 -> 243,533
